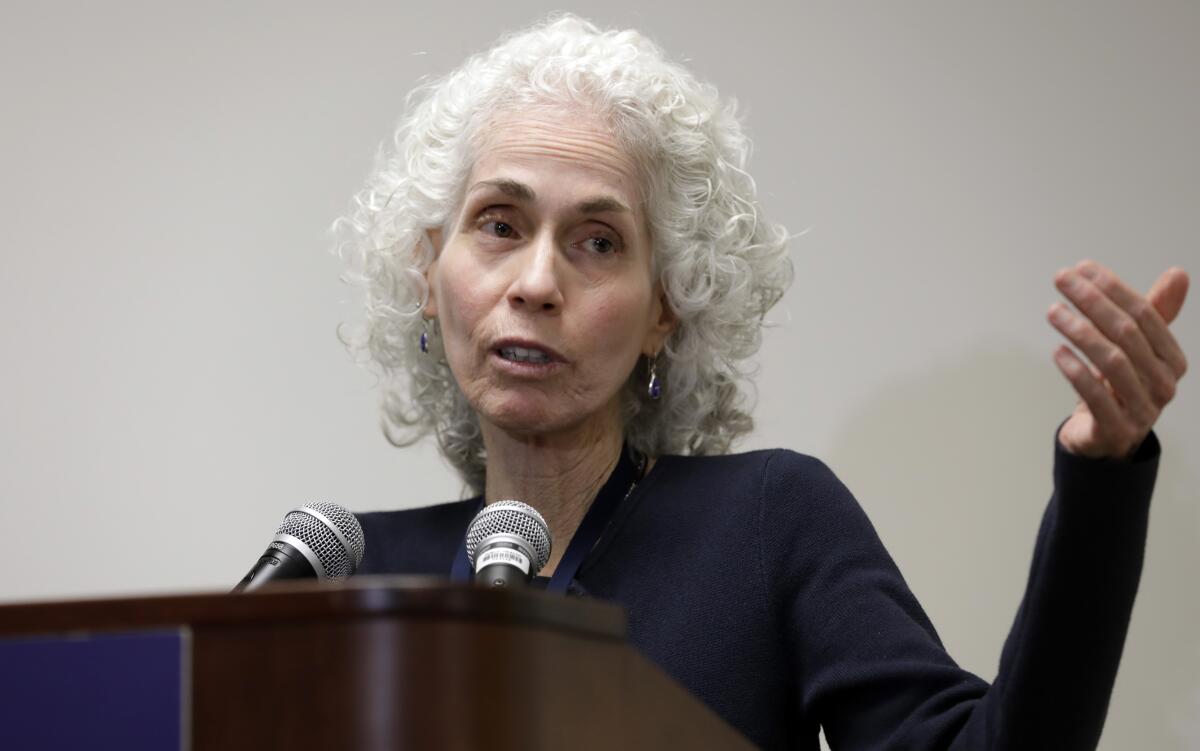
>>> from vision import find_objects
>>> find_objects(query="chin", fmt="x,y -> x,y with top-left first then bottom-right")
477,397 -> 560,433
477,396 -> 608,439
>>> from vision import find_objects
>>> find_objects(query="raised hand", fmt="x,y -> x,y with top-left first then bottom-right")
1048,260 -> 1189,460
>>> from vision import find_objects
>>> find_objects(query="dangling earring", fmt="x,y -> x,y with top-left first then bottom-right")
647,353 -> 662,400
419,318 -> 432,354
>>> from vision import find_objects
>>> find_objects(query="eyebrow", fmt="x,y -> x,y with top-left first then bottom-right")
467,178 -> 631,215
470,178 -> 535,203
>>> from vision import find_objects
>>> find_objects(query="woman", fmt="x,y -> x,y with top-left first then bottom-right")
336,14 -> 1189,749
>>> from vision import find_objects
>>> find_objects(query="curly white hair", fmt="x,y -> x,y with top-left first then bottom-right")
334,13 -> 793,493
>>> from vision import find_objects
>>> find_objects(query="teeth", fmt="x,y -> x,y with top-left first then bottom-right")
500,346 -> 551,363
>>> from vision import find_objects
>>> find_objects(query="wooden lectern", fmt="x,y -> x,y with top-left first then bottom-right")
0,577 -> 753,750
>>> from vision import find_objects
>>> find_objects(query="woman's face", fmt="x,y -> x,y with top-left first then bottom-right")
425,109 -> 673,441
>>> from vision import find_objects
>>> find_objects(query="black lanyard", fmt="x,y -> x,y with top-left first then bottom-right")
450,444 -> 644,594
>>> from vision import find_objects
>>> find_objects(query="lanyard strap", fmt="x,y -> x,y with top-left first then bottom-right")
450,444 -> 644,594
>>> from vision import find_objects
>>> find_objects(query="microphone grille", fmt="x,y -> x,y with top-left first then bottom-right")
275,501 -> 365,579
465,500 -> 552,573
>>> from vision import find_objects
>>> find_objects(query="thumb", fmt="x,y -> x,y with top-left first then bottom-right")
1147,267 -> 1189,325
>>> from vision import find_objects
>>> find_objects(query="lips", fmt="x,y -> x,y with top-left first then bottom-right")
491,338 -> 566,366
499,345 -> 551,363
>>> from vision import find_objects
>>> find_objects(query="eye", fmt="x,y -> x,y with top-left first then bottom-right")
474,208 -> 520,242
585,236 -> 616,254
574,224 -> 622,255
485,221 -> 515,239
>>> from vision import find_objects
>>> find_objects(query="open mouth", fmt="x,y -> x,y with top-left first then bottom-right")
497,346 -> 553,364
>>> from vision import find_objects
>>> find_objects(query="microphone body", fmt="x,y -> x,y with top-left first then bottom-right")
236,540 -> 317,590
475,537 -> 536,588
234,501 -> 366,592
465,501 -> 552,588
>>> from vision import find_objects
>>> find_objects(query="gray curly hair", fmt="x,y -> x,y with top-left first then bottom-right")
334,13 -> 793,494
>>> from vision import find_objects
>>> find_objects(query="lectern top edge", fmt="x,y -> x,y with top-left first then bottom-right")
0,576 -> 627,641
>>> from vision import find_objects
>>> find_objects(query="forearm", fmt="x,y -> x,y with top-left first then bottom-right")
949,433 -> 1159,750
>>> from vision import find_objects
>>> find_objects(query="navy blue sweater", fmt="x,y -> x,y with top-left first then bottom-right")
356,433 -> 1159,749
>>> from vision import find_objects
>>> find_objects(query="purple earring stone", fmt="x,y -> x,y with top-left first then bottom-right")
419,330 -> 429,354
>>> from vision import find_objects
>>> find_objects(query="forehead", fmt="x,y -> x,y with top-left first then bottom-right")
469,110 -> 642,204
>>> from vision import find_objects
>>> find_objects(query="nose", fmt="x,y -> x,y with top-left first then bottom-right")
506,232 -> 564,313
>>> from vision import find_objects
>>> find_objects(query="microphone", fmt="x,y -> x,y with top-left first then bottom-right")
465,500 -> 552,587
234,501 -> 366,592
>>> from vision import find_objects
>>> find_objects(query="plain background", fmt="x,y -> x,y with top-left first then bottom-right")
1,3 -> 1196,749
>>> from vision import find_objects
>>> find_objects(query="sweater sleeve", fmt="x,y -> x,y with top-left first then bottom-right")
760,432 -> 1159,750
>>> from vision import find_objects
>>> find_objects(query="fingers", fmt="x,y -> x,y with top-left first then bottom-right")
1050,271 -> 1163,420
1076,260 -> 1188,380
1049,260 -> 1189,459
1047,301 -> 1160,428
1052,345 -> 1130,445
1059,262 -> 1185,406
1146,266 -> 1190,325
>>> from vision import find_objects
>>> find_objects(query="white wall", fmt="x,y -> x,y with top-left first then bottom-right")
1,3 -> 1196,749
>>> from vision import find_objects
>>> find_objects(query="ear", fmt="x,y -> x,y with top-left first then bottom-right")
422,228 -> 444,318
642,281 -> 679,356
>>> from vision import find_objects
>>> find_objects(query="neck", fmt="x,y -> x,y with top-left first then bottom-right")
481,412 -> 624,577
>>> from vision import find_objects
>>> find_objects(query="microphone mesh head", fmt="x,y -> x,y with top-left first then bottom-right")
465,500 -> 552,574
275,501 -> 366,579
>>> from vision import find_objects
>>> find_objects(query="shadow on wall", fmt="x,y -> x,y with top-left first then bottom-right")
1113,444 -> 1200,751
821,341 -> 1199,751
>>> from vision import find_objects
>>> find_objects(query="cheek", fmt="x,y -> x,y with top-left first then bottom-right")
433,257 -> 491,356
436,250 -> 484,316
586,289 -> 652,360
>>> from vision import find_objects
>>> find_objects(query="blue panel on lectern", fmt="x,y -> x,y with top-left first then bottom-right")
0,629 -> 186,751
